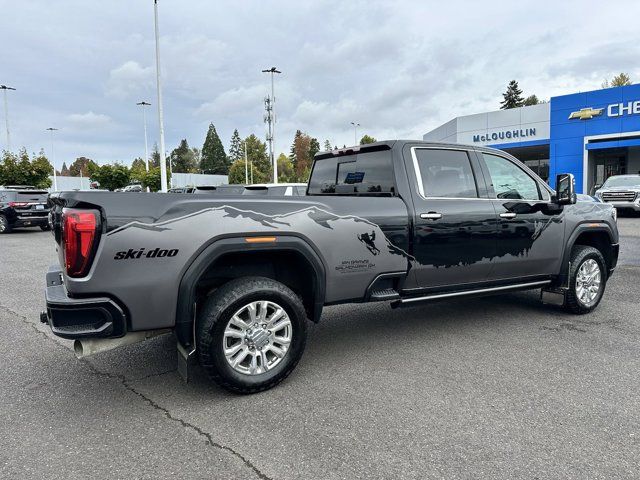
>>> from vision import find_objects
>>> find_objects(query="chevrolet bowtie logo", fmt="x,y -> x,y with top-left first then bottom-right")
568,107 -> 604,120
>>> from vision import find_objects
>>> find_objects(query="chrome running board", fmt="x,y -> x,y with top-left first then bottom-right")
395,280 -> 552,306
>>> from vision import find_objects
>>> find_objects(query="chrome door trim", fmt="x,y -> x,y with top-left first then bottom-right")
399,280 -> 551,304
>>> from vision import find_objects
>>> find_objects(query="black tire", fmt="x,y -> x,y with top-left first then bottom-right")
564,245 -> 607,314
0,215 -> 11,234
197,276 -> 308,394
40,224 -> 51,231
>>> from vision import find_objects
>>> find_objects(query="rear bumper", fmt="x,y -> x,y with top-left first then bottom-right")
42,266 -> 127,340
14,215 -> 49,227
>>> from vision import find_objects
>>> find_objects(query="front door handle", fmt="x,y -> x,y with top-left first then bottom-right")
420,212 -> 443,220
499,212 -> 517,219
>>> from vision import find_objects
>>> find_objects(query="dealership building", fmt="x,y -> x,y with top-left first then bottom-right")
423,83 -> 640,194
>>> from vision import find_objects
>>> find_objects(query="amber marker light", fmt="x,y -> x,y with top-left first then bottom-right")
245,236 -> 277,243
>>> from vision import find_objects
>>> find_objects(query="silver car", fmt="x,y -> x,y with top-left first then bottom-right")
594,175 -> 640,213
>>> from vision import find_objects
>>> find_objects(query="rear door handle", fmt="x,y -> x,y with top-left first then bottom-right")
420,212 -> 442,220
499,212 -> 517,219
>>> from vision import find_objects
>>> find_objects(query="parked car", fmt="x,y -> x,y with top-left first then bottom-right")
168,187 -> 195,194
115,184 -> 143,193
0,186 -> 50,233
242,183 -> 307,196
593,174 -> 640,213
43,141 -> 618,393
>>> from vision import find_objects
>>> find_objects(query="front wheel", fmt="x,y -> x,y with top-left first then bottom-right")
564,245 -> 607,314
197,277 -> 308,394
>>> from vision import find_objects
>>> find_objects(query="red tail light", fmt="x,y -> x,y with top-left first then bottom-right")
62,208 -> 100,277
8,202 -> 29,207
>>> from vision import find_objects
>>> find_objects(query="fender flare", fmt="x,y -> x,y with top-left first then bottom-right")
174,234 -> 326,349
558,222 -> 615,286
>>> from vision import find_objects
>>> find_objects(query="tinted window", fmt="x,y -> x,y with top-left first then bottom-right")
482,153 -> 540,200
17,191 -> 48,202
414,149 -> 478,198
308,150 -> 394,195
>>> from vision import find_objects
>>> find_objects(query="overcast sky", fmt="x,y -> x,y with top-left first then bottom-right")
1,0 -> 638,167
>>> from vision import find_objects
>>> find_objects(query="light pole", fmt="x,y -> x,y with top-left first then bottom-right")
136,101 -> 151,171
244,139 -> 248,184
1,85 -> 16,152
153,0 -> 168,192
46,128 -> 59,191
350,121 -> 360,145
262,67 -> 281,184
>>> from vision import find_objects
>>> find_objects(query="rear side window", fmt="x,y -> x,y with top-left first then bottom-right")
17,191 -> 48,202
308,150 -> 395,195
413,149 -> 478,198
482,153 -> 541,200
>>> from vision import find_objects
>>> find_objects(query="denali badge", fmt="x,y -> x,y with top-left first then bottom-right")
113,247 -> 179,260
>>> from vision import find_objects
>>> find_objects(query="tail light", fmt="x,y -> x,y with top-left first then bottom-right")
8,202 -> 29,207
62,208 -> 101,278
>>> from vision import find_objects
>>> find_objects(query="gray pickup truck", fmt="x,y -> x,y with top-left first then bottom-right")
43,141 -> 619,393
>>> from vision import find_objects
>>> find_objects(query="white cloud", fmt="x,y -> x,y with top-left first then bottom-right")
66,111 -> 113,129
105,60 -> 154,100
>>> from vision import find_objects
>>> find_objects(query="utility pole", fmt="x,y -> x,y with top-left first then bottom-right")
136,101 -> 151,171
262,67 -> 281,184
1,85 -> 16,152
244,139 -> 248,184
350,121 -> 360,146
46,128 -> 59,191
153,0 -> 168,192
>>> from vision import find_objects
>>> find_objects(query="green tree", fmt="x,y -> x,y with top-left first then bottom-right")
244,134 -> 271,183
87,163 -> 130,191
69,157 -> 97,177
289,130 -> 303,164
150,143 -> 161,169
277,153 -> 296,182
227,160 -> 247,184
141,166 -> 162,192
129,158 -> 147,184
170,139 -> 197,173
308,138 -> 320,161
359,135 -> 377,144
60,162 -> 70,176
291,131 -> 311,179
500,80 -> 524,109
201,123 -> 228,174
323,139 -> 332,152
228,129 -> 244,164
523,95 -> 540,106
131,157 -> 147,171
602,73 -> 632,89
0,148 -> 52,188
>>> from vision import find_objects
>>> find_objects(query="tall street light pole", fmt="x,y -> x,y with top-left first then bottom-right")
1,85 -> 16,152
350,121 -> 360,146
153,0 -> 168,192
46,128 -> 59,191
262,67 -> 281,184
136,101 -> 151,171
244,139 -> 248,184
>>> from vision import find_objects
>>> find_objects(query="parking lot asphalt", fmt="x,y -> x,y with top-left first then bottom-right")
1,219 -> 639,479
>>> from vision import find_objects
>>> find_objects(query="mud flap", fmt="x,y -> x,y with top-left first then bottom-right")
177,341 -> 196,382
541,288 -> 566,307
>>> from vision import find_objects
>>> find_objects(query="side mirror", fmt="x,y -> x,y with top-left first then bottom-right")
555,173 -> 577,205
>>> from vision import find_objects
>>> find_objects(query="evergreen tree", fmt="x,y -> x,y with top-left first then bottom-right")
244,134 -> 271,183
150,143 -> 161,169
60,162 -> 70,176
228,129 -> 244,163
170,139 -> 197,173
201,123 -> 228,174
523,94 -> 540,106
500,80 -> 524,109
308,138 -> 320,161
323,140 -> 332,151
289,130 -> 303,165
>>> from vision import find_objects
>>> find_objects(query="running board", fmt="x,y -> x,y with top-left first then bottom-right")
393,280 -> 552,307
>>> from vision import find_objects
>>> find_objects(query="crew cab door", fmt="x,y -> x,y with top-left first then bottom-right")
404,146 -> 498,288
477,151 -> 565,280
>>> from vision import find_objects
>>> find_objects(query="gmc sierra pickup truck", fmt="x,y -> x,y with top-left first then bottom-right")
43,141 -> 619,393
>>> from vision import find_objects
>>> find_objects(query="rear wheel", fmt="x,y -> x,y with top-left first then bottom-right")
0,215 -> 11,234
197,276 -> 308,394
564,245 -> 607,314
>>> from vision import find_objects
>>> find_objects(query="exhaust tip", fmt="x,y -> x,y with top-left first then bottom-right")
73,340 -> 84,359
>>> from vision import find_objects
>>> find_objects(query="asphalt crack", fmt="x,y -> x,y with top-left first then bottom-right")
0,304 -> 274,480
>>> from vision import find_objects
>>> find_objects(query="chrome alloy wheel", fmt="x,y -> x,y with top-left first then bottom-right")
222,300 -> 292,375
0,216 -> 7,233
575,259 -> 602,307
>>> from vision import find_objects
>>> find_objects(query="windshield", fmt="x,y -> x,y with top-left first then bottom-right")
603,176 -> 640,188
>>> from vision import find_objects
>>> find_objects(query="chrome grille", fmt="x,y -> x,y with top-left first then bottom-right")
602,191 -> 637,202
